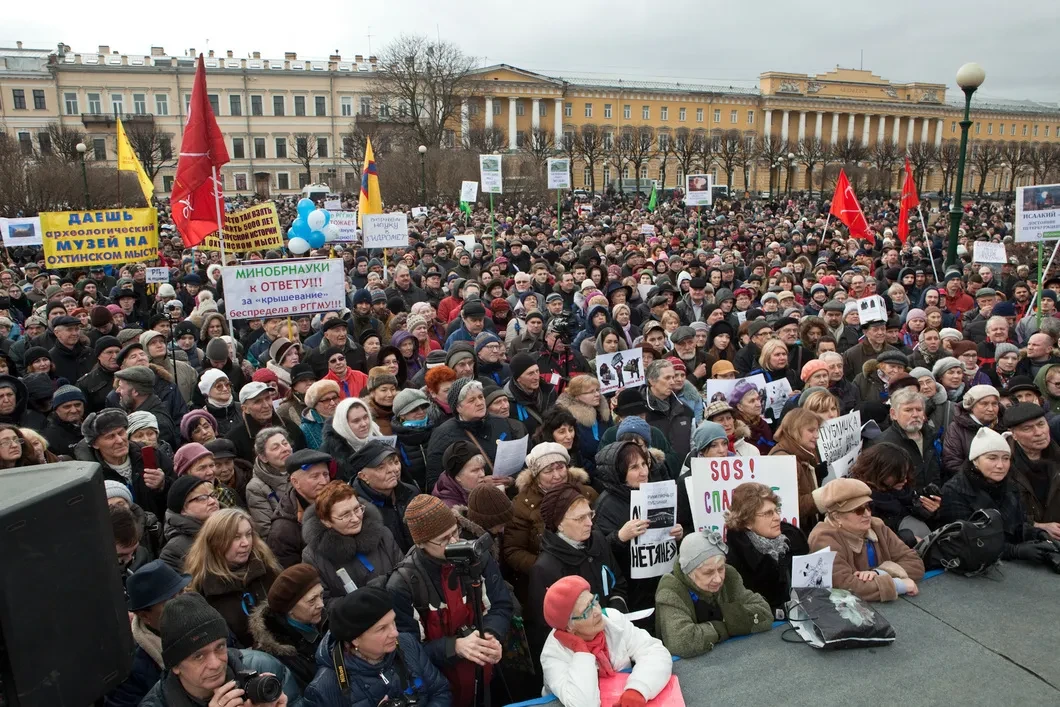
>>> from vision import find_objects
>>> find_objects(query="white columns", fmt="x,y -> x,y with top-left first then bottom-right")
508,96 -> 518,150
814,112 -> 823,141
847,113 -> 856,142
797,111 -> 807,142
764,109 -> 773,137
862,115 -> 871,146
554,98 -> 563,139
920,119 -> 930,144
531,98 -> 540,131
780,110 -> 790,142
935,119 -> 944,147
877,115 -> 887,144
485,96 -> 494,130
830,113 -> 839,144
460,101 -> 470,147
892,116 -> 901,144
906,117 -> 916,148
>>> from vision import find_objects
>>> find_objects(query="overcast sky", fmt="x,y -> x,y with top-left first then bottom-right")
6,0 -> 1058,104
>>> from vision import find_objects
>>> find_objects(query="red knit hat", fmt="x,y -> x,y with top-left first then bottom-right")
666,356 -> 686,373
543,575 -> 590,630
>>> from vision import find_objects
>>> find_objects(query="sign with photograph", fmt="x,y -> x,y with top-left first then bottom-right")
856,295 -> 887,325
460,180 -> 479,203
361,213 -> 409,249
0,217 -> 43,247
629,480 -> 678,579
547,158 -> 572,189
688,455 -> 800,537
705,374 -> 767,407
479,155 -> 503,194
685,173 -> 714,207
1015,184 -> 1060,242
595,348 -> 645,395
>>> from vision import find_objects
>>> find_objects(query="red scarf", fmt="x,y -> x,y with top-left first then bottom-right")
555,629 -> 616,677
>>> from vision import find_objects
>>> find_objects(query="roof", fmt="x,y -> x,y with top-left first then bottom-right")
0,46 -> 52,58
550,73 -> 760,96
950,95 -> 1060,116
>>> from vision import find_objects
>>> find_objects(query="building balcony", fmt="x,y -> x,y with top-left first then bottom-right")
81,112 -> 155,127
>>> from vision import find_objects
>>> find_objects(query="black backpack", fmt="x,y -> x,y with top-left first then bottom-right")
914,508 -> 1004,576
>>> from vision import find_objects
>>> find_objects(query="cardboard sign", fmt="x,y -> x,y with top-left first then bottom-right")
856,295 -> 887,325
547,158 -> 571,189
222,259 -> 347,320
329,211 -> 359,242
479,155 -> 503,194
817,411 -> 863,483
688,455 -> 800,537
705,374 -> 767,407
972,241 -> 1007,263
596,348 -> 645,395
640,224 -> 657,235
361,213 -> 409,249
40,208 -> 158,269
685,173 -> 713,207
1015,184 -> 1060,242
324,199 -> 342,211
200,202 -> 284,252
411,207 -> 428,219
460,180 -> 479,203
145,266 -> 170,284
0,217 -> 43,247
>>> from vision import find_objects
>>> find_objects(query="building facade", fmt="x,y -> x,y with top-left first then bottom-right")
2,42 -> 1059,197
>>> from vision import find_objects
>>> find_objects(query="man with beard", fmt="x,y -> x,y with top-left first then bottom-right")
114,366 -> 180,451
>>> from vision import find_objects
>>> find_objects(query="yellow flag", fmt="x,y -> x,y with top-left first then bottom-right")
116,118 -> 155,203
357,137 -> 382,227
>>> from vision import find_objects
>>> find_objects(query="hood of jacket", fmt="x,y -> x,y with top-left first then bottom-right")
1035,363 -> 1060,404
556,392 -> 611,428
163,510 -> 203,542
539,528 -> 610,567
594,440 -> 638,499
391,418 -> 435,446
248,604 -> 301,658
0,374 -> 27,421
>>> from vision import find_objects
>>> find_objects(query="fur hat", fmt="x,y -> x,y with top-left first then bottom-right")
962,384 -> 1000,410
305,379 -> 341,408
539,483 -> 587,532
525,442 -> 570,476
81,409 -> 128,444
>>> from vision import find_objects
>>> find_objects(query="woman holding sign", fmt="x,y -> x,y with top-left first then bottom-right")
768,409 -> 825,531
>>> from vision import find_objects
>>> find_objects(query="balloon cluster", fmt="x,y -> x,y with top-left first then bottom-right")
287,198 -> 341,254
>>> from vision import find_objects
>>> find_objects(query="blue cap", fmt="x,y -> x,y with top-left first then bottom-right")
617,416 -> 651,445
126,560 -> 192,611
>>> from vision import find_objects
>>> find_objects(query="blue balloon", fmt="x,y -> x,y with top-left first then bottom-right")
291,217 -> 310,237
287,226 -> 299,239
307,230 -> 327,249
321,210 -> 331,228
297,197 -> 315,219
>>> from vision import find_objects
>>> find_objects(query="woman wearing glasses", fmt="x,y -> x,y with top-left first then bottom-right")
723,483 -> 809,616
302,481 -> 403,606
299,380 -> 341,449
808,478 -> 925,602
0,424 -> 41,469
198,369 -> 243,437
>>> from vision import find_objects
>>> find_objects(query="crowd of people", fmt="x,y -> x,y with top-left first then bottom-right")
3,187 -> 1060,706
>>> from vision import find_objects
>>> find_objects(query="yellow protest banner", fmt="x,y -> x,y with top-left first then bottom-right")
39,208 -> 158,269
200,202 -> 284,252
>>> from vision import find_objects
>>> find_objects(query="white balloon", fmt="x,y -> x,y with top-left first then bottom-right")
324,223 -> 341,241
306,210 -> 327,231
287,236 -> 311,254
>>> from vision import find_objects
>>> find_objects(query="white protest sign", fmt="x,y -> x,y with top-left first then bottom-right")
596,348 -> 645,395
856,295 -> 887,325
145,267 -> 170,284
547,158 -> 571,190
456,234 -> 477,252
639,224 -> 656,235
688,455 -> 800,537
329,211 -> 359,242
637,283 -> 654,303
0,217 -> 43,247
377,435 -> 398,448
735,310 -> 747,325
762,378 -> 793,424
1015,184 -> 1060,242
632,480 -> 678,545
222,259 -> 347,320
972,241 -> 1007,264
460,180 -> 479,203
630,483 -> 678,579
685,173 -> 713,207
817,410 -> 863,484
792,547 -> 836,589
361,213 -> 409,249
493,435 -> 529,478
705,374 -> 766,407
479,155 -> 503,194
324,199 -> 342,211
411,207 -> 428,219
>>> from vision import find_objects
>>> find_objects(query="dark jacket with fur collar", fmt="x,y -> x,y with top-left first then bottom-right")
556,392 -> 612,476
247,604 -> 322,688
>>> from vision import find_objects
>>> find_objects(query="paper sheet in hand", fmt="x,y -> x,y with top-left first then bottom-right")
632,481 -> 677,544
376,435 -> 397,448
792,547 -> 836,589
492,435 -> 528,478
856,295 -> 887,325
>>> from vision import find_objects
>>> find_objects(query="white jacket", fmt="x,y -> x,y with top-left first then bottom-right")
540,609 -> 673,707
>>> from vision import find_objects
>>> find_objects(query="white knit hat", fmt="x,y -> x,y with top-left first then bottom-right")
969,427 -> 1009,461
962,384 -> 1000,410
197,368 -> 228,397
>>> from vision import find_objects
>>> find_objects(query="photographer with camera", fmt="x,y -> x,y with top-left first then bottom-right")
387,495 -> 513,706
139,591 -> 297,707
534,317 -> 589,395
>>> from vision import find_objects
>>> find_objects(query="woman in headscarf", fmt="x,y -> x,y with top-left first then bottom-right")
321,397 -> 382,483
198,369 -> 243,437
390,330 -> 425,381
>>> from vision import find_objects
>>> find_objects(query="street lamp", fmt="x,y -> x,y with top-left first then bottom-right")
417,144 -> 427,205
787,152 -> 796,196
946,61 -> 985,269
775,158 -> 785,197
75,142 -> 91,209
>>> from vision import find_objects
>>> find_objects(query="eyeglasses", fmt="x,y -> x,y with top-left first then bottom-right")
0,437 -> 23,449
185,493 -> 215,506
571,594 -> 600,622
568,510 -> 595,524
213,381 -> 231,389
329,356 -> 346,364
755,508 -> 782,519
427,528 -> 461,548
317,395 -> 340,405
333,505 -> 365,523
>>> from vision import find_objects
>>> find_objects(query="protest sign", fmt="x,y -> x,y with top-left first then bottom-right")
596,348 -> 645,395
547,158 -> 571,189
577,204 -> 593,216
362,213 -> 409,249
856,295 -> 887,325
40,208 -> 158,269
1015,184 -> 1060,242
705,373 -> 766,407
637,283 -> 654,303
479,155 -> 503,194
145,267 -> 169,284
324,199 -> 342,211
460,180 -> 479,203
456,234 -> 477,252
630,482 -> 678,579
200,202 -> 284,252
222,259 -> 346,320
329,211 -> 359,242
792,548 -> 836,589
411,207 -> 428,219
972,241 -> 1007,263
685,174 -> 713,207
817,410 -> 863,483
377,435 -> 397,448
762,378 -> 793,423
493,436 -> 529,478
688,455 -> 800,536
640,224 -> 656,235
600,674 -> 684,707
0,217 -> 42,247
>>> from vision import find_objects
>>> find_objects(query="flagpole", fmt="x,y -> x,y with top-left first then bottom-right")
1038,241 -> 1044,328
557,188 -> 562,236
212,166 -> 227,267
917,206 -> 941,284
1028,239 -> 1060,314
821,213 -> 831,240
490,193 -> 495,235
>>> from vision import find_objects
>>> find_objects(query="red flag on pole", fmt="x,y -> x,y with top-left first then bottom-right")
171,55 -> 230,248
829,168 -> 872,240
897,157 -> 918,244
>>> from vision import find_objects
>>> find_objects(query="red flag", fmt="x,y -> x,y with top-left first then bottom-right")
171,55 -> 230,248
897,157 -> 918,244
829,169 -> 872,240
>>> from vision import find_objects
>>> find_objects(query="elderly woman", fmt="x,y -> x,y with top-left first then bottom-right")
769,408 -> 824,531
300,379 -> 340,449
941,384 -> 1002,474
391,388 -> 437,492
506,442 -> 597,599
808,478 -> 925,602
724,482 -> 809,616
180,408 -> 218,445
198,369 -> 242,436
301,480 -> 404,605
701,400 -> 757,457
801,360 -> 831,390
655,532 -> 772,658
730,379 -> 774,455
431,440 -> 491,508
556,374 -> 612,473
391,330 -> 425,381
527,483 -> 628,653
322,398 -> 382,482
750,339 -> 800,392
246,426 -> 294,538
266,338 -> 302,391
540,576 -> 672,707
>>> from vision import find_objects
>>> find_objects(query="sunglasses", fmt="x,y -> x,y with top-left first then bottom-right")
846,503 -> 873,516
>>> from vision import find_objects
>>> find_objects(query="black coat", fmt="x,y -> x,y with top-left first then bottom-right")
196,555 -> 278,648
77,364 -> 115,414
266,486 -> 307,569
72,439 -> 172,520
43,413 -> 82,458
351,477 -> 419,553
424,414 -> 523,492
204,399 -> 243,437
49,340 -> 93,384
725,523 -> 809,615
158,511 -> 202,571
226,410 -> 306,463
392,418 -> 434,492
874,423 -> 943,490
644,390 -> 694,463
939,466 -> 1038,559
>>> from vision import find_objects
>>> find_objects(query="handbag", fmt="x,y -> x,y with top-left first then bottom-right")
914,508 -> 1004,576
783,587 -> 896,649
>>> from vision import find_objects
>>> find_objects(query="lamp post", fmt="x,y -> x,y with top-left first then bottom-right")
775,158 -> 785,197
418,144 -> 427,205
76,142 -> 91,209
787,152 -> 796,197
946,62 -> 985,269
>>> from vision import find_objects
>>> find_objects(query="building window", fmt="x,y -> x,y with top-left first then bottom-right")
951,121 -> 956,133
658,133 -> 669,150
1011,123 -> 1016,134
17,132 -> 32,154
642,106 -> 650,120
975,122 -> 980,135
275,137 -> 287,158
624,105 -> 631,120
1034,125 -> 1039,137
111,94 -> 124,115
163,175 -> 174,191
379,102 -> 390,118
582,166 -> 591,186
1022,124 -> 1028,136
564,102 -> 572,118
516,131 -> 525,148
235,173 -> 248,191
730,110 -> 738,123
603,132 -> 614,149
160,138 -> 172,160
1047,126 -> 1051,137
64,92 -> 79,115
714,109 -> 721,123
661,106 -> 669,121
317,137 -> 328,157
563,130 -> 575,147
88,93 -> 101,113
155,94 -> 168,115
232,138 -> 245,159
133,94 -> 146,115
277,173 -> 290,190
640,166 -> 648,179
492,101 -> 502,116
585,103 -> 593,118
38,131 -> 51,155
360,97 -> 372,116
12,90 -> 26,110
748,110 -> 755,125
315,96 -> 326,116
294,96 -> 306,116
208,94 -> 220,115
230,95 -> 242,116
516,100 -> 524,117
341,97 -> 353,117
622,165 -> 631,179
251,95 -> 263,116
298,173 -> 310,188
33,90 -> 46,110
999,124 -> 1005,135
604,104 -> 612,119
296,137 -> 309,157
696,108 -> 704,122
539,101 -> 547,117
254,138 -> 266,159
93,138 -> 107,160
273,96 -> 285,116
603,166 -> 612,184
679,107 -> 686,122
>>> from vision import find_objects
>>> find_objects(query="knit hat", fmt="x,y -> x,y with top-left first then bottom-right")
543,576 -> 590,630
104,479 -> 133,505
447,377 -> 479,413
94,335 -> 122,358
932,357 -> 963,379
352,288 -> 372,306
331,586 -> 393,642
160,592 -> 229,668
173,443 -> 213,477
81,409 -> 129,444
905,308 -> 926,322
995,342 -> 1019,360
197,369 -> 228,398
23,346 -> 50,368
951,341 -> 978,358
252,368 -> 279,385
114,366 -> 155,393
509,352 -> 538,381
691,421 -> 728,454
811,477 -> 872,514
205,338 -> 230,362
474,331 -> 502,355
404,494 -> 457,545
969,426 -> 1009,461
180,409 -> 217,442
89,305 -> 113,328
525,442 -> 570,476
939,328 -> 962,342
126,410 -> 158,436
800,359 -> 829,383
467,484 -> 514,530
366,366 -> 399,392
406,314 -> 427,333
616,416 -> 651,446
539,483 -> 587,532
482,384 -> 509,408
667,356 -> 686,373
442,440 -> 479,477
909,367 -> 934,381
266,563 -> 321,616
446,348 -> 474,371
962,384 -> 1000,410
305,379 -> 341,408
167,475 -> 210,514
51,384 -> 85,410
679,531 -> 728,574
729,379 -> 759,406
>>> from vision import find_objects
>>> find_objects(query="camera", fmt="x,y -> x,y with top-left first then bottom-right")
234,670 -> 282,704
387,693 -> 422,707
444,533 -> 493,576
919,483 -> 943,498
547,312 -> 577,343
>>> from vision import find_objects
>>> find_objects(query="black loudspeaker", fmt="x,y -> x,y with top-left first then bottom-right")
0,462 -> 133,707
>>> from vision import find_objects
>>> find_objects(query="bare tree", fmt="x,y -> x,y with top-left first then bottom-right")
816,141 -> 834,195
673,128 -> 704,190
123,123 -> 176,182
521,128 -> 555,168
968,141 -> 1002,195
735,134 -> 757,194
624,126 -> 656,194
370,35 -> 476,148
833,138 -> 868,167
758,135 -> 790,195
575,125 -> 606,194
695,132 -> 718,176
1000,141 -> 1031,192
714,130 -> 743,193
657,129 -> 676,191
341,118 -> 396,171
463,127 -> 507,155
870,141 -> 902,194
289,134 -> 319,186
937,140 -> 961,196
907,142 -> 938,194
796,138 -> 827,197
44,123 -> 87,163
559,131 -> 578,187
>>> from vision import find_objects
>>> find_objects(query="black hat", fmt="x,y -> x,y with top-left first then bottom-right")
204,438 -> 238,460
285,449 -> 332,474
510,352 -> 538,381
773,316 -> 798,332
349,440 -> 399,470
321,318 -> 349,333
358,328 -> 381,346
689,277 -> 707,289
160,592 -> 229,669
127,559 -> 191,612
1003,375 -> 1039,397
290,362 -> 316,386
51,315 -> 80,328
331,586 -> 393,642
442,440 -> 479,477
23,346 -> 50,368
615,388 -> 648,417
167,475 -> 210,514
1004,402 -> 1046,428
116,343 -> 144,367
116,288 -> 137,300
462,300 -> 486,318
173,321 -> 199,340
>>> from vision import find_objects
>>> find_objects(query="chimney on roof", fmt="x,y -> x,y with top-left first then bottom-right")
16,41 -> 22,49
226,50 -> 233,58
285,52 -> 297,60
369,55 -> 377,64
208,50 -> 215,58
355,54 -> 363,63
252,51 -> 260,59
329,52 -> 341,61
99,45 -> 110,54
56,42 -> 66,56
189,48 -> 196,57
150,46 -> 165,57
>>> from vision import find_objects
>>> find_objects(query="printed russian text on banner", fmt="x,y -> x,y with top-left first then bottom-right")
479,155 -> 503,194
1015,184 -> 1060,242
40,208 -> 159,269
223,259 -> 346,320
547,158 -> 572,189
362,213 -> 409,249
688,455 -> 799,537
200,202 -> 284,252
